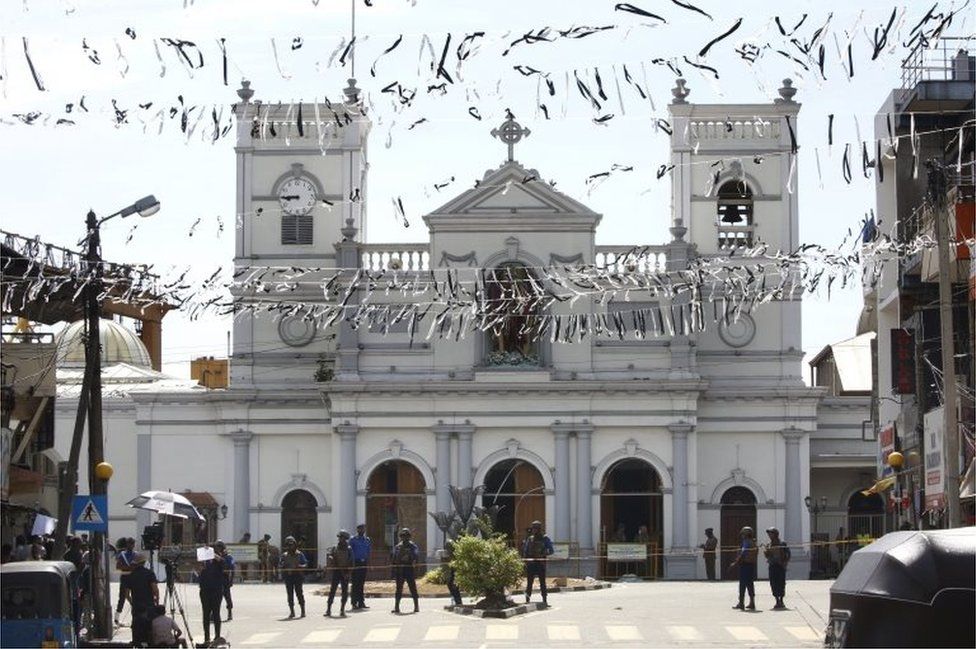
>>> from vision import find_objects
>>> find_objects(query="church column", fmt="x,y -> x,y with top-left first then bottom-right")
336,424 -> 359,529
575,425 -> 594,551
665,423 -> 697,578
456,424 -> 474,489
551,424 -> 572,541
782,429 -> 804,545
433,427 -> 452,514
230,430 -> 252,540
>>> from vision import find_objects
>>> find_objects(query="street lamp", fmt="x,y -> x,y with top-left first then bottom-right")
804,495 -> 828,533
53,195 -> 160,641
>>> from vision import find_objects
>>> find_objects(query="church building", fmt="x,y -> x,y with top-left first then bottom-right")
81,77 -> 872,580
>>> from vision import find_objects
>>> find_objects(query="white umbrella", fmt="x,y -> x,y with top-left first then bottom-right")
126,490 -> 204,521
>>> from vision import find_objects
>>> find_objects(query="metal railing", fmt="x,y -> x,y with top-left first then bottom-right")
901,36 -> 975,88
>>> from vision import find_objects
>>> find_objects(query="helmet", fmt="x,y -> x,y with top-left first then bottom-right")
766,527 -> 780,536
399,528 -> 411,537
337,529 -> 351,539
530,520 -> 543,528
740,526 -> 754,537
284,535 -> 297,545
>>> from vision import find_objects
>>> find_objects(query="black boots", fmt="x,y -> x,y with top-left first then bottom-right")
773,597 -> 786,610
288,606 -> 295,619
300,603 -> 306,618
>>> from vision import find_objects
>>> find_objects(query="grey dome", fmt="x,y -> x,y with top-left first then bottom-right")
56,319 -> 152,368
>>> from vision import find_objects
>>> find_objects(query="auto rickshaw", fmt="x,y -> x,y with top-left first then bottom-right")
824,527 -> 975,648
1,561 -> 78,648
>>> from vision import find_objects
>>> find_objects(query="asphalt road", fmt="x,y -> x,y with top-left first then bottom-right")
113,579 -> 832,648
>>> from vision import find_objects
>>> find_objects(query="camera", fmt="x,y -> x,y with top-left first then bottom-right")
142,522 -> 164,551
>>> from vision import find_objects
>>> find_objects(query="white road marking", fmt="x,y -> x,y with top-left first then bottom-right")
606,625 -> 643,641
424,625 -> 460,641
726,626 -> 769,642
547,624 -> 581,641
785,626 -> 821,641
363,626 -> 401,642
485,624 -> 519,640
240,632 -> 283,645
301,629 -> 343,643
667,626 -> 703,641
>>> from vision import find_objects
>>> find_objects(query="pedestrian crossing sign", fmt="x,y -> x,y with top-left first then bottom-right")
71,494 -> 108,532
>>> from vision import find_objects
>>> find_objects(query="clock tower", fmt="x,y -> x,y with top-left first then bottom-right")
230,79 -> 371,386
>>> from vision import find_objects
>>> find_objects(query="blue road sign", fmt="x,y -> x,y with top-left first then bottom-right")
71,494 -> 108,532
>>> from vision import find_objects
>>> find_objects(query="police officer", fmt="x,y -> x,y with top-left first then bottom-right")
729,526 -> 758,610
214,540 -> 235,621
699,528 -> 718,581
522,520 -> 554,607
325,530 -> 355,618
391,528 -> 420,614
279,536 -> 308,619
763,527 -> 791,610
349,524 -> 372,610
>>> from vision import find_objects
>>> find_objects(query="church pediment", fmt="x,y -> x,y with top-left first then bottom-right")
423,116 -> 601,232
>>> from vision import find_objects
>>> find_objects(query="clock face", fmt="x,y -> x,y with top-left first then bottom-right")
278,177 -> 317,215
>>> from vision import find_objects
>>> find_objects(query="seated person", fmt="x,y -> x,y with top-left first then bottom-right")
149,605 -> 187,648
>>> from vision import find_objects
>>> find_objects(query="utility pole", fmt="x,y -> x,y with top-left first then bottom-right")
926,160 -> 961,527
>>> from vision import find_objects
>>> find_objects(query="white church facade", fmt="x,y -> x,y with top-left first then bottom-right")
56,78 -> 874,580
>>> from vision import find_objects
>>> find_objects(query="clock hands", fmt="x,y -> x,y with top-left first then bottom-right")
280,194 -> 300,201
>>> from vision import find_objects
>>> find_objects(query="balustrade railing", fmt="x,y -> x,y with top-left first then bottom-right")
360,244 -> 430,272
594,245 -> 668,273
688,118 -> 781,141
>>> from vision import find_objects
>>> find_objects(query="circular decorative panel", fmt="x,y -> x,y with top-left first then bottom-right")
278,316 -> 317,347
718,313 -> 756,348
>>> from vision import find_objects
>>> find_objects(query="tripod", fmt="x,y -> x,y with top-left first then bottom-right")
161,558 -> 195,647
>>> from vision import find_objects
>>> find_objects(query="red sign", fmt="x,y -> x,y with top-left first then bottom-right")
878,423 -> 896,477
890,329 -> 915,394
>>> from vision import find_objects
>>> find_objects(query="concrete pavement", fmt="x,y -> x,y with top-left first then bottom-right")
113,579 -> 832,647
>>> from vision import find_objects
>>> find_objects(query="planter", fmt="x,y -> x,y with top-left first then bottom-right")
447,601 -> 548,618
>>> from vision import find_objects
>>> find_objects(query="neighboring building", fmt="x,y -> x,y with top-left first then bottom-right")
191,357 -> 230,389
809,332 -> 881,577
123,75 -> 873,581
864,38 -> 975,529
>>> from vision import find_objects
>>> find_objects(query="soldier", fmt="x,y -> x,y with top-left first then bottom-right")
390,528 -> 420,614
349,524 -> 372,610
325,530 -> 355,617
699,528 -> 718,581
729,526 -> 758,611
763,527 -> 791,610
279,536 -> 308,619
521,520 -> 554,607
269,541 -> 281,582
442,539 -> 462,606
257,534 -> 272,583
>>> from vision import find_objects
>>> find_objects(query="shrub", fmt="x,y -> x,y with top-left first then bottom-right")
422,566 -> 447,585
451,534 -> 524,608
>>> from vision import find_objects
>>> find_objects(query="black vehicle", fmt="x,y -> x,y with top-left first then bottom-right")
824,527 -> 975,648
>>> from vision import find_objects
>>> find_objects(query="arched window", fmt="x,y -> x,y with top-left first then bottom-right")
716,181 -> 755,249
484,263 -> 541,366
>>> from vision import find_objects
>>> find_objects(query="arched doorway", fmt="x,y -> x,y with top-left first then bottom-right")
281,489 -> 318,568
720,486 -> 757,580
483,459 -> 545,543
599,459 -> 664,577
365,460 -> 427,565
847,491 -> 884,538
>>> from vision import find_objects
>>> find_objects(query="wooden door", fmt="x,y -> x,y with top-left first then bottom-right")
719,487 -> 756,580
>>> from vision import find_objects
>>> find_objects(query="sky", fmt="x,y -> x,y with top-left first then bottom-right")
1,0 -> 959,379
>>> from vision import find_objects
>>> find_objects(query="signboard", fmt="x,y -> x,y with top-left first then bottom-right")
923,408 -> 945,510
606,543 -> 647,562
890,329 -> 915,394
878,423 -> 896,478
71,494 -> 108,532
223,543 -> 260,563
550,543 -> 570,561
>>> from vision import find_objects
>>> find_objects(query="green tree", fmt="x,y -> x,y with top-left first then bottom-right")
451,534 -> 524,609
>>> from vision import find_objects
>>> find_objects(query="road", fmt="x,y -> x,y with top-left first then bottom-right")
114,579 -> 832,647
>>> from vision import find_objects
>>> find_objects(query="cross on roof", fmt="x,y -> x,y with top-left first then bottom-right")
491,115 -> 531,162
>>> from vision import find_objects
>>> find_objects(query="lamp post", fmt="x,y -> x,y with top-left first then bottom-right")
52,195 -> 160,640
804,495 -> 828,534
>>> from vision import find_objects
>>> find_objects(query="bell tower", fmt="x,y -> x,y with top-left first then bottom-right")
667,79 -> 803,382
230,79 -> 371,386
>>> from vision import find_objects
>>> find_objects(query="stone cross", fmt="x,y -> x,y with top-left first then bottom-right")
491,115 -> 531,161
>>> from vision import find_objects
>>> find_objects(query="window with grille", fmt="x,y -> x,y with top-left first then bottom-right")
716,181 -> 755,250
281,214 -> 313,245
